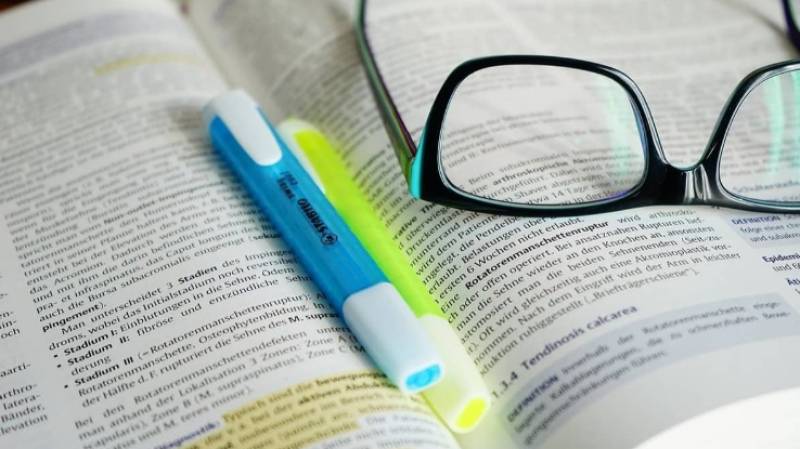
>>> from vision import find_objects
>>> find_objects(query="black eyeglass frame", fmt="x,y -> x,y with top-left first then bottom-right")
784,0 -> 800,50
356,0 -> 800,216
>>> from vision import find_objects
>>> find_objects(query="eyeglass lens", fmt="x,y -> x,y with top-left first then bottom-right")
720,70 -> 800,203
439,65 -> 647,205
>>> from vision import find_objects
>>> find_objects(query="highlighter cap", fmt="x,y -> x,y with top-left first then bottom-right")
203,90 -> 282,166
420,316 -> 491,433
276,118 -> 326,192
342,283 -> 443,394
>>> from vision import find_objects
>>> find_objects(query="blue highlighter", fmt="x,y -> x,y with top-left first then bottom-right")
203,90 -> 443,393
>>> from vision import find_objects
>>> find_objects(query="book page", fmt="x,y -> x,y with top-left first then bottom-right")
189,0 -> 800,448
0,1 -> 457,449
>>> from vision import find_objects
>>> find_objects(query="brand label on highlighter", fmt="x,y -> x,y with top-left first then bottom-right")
276,171 -> 338,245
298,198 -> 338,245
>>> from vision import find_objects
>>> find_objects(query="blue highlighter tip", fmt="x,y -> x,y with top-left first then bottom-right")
405,365 -> 442,392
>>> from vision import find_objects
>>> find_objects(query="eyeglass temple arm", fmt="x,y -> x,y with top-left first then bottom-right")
781,0 -> 800,52
355,0 -> 419,181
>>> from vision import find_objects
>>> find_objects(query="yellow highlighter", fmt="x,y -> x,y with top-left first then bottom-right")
278,119 -> 491,433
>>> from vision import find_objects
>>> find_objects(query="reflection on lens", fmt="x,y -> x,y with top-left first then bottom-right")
792,0 -> 800,29
438,65 -> 646,206
720,69 -> 800,203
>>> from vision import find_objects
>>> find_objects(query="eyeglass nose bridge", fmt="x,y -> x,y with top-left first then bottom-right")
682,164 -> 713,204
655,161 -> 714,206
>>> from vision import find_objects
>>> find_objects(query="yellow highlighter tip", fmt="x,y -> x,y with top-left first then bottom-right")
455,398 -> 489,431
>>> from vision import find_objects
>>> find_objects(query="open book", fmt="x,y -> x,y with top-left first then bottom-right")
2,0 -> 800,448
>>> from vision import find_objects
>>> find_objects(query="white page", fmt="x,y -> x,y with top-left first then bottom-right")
0,1 -> 457,448
189,1 -> 800,448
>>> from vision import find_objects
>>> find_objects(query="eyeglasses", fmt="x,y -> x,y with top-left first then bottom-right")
356,0 -> 800,217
